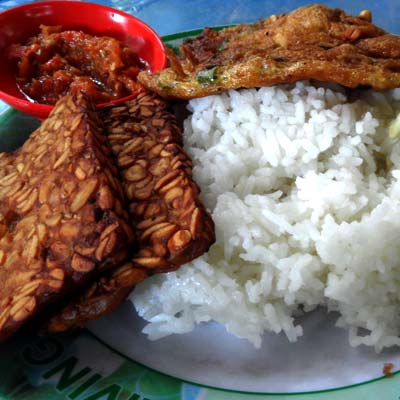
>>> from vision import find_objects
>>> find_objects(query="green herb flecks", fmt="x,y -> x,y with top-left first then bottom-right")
196,66 -> 218,85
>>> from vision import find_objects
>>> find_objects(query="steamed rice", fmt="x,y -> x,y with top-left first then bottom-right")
131,81 -> 400,351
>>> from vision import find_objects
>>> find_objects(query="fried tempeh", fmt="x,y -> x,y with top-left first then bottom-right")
47,92 -> 215,332
138,4 -> 400,99
0,93 -> 134,341
106,93 -> 215,270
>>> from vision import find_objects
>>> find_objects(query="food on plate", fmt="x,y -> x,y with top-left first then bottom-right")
47,92 -> 215,332
47,261 -> 146,333
8,25 -> 148,105
383,362 -> 395,376
138,4 -> 400,99
103,92 -> 215,268
0,89 -> 215,341
3,1 -> 400,354
0,92 -> 135,342
132,82 -> 400,351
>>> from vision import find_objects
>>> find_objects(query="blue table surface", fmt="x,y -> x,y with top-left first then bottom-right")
0,0 -> 399,37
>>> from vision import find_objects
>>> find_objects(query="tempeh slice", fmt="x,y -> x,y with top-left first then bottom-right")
107,93 -> 215,270
47,92 -> 215,332
0,93 -> 134,342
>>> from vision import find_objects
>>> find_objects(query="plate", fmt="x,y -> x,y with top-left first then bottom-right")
88,28 -> 400,396
2,5 -> 400,400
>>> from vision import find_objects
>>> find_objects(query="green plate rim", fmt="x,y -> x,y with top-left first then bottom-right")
0,108 -> 17,127
87,328 -> 400,397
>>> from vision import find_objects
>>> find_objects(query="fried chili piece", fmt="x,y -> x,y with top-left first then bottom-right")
47,92 -> 215,332
138,4 -> 400,99
0,93 -> 134,342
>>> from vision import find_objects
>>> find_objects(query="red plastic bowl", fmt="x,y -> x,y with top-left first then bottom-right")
0,1 -> 166,120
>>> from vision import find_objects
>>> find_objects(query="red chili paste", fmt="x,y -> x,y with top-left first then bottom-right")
8,25 -> 148,104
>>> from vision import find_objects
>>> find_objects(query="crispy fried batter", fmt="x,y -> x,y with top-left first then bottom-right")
0,93 -> 134,341
47,92 -> 215,332
138,4 -> 400,99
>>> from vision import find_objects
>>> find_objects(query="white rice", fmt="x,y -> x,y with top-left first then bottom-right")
131,81 -> 400,351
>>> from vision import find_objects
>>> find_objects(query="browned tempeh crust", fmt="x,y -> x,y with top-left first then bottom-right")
47,92 -> 215,333
0,93 -> 134,341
